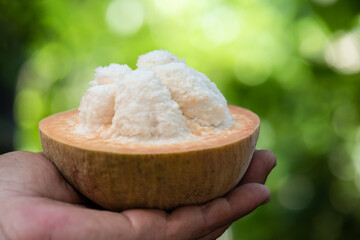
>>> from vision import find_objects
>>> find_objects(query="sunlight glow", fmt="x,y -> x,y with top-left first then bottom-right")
325,32 -> 360,74
153,0 -> 190,16
106,0 -> 144,35
201,6 -> 241,45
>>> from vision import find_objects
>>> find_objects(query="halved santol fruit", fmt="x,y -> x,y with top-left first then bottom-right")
39,105 -> 259,211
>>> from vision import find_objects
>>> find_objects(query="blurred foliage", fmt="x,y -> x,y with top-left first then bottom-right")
2,0 -> 360,239
0,0 -> 43,153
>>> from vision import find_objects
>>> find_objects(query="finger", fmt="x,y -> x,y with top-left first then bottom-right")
240,149 -> 276,184
35,152 -> 87,204
0,151 -> 85,204
198,224 -> 231,240
8,197 -> 168,240
166,183 -> 270,240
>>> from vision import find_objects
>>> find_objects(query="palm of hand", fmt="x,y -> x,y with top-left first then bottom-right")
0,150 -> 275,240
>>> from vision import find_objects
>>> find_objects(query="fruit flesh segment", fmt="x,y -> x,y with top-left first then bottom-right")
39,105 -> 259,154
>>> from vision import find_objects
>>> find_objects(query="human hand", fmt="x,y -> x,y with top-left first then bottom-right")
0,150 -> 276,240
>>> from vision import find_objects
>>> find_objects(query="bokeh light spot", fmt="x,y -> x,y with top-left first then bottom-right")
14,89 -> 45,129
201,6 -> 240,45
278,175 -> 315,210
30,43 -> 71,84
234,53 -> 271,86
153,0 -> 190,16
325,31 -> 360,74
297,17 -> 329,61
328,146 -> 354,181
106,0 -> 144,35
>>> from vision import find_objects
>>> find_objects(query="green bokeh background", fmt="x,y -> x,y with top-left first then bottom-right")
1,0 -> 360,239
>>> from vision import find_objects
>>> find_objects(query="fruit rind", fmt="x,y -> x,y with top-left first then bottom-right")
39,105 -> 259,211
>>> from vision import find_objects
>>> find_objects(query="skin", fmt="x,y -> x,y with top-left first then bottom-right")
0,150 -> 276,240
